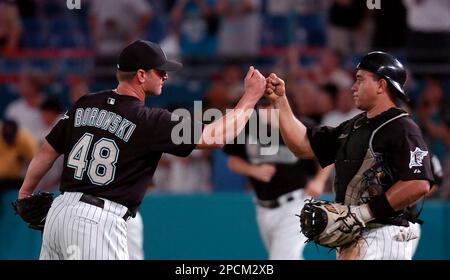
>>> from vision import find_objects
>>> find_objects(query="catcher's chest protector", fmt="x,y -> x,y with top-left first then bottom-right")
334,111 -> 408,205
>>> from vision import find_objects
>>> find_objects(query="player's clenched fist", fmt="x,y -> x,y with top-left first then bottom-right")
244,66 -> 266,99
265,73 -> 285,102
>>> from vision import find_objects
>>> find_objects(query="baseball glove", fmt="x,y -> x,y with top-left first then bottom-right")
298,199 -> 370,248
12,192 -> 54,231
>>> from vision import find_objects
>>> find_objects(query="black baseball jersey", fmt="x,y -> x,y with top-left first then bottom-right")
307,107 -> 435,203
224,116 -> 316,201
46,90 -> 202,213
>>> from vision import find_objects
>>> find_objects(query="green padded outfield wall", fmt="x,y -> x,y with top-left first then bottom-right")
0,190 -> 448,260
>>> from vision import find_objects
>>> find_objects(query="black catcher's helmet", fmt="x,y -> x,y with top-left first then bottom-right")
357,51 -> 408,101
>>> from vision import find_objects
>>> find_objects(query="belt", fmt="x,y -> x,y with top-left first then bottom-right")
80,193 -> 132,221
257,196 -> 294,209
256,190 -> 303,209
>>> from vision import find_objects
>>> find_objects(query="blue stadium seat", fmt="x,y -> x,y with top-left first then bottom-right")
21,18 -> 45,48
146,16 -> 168,43
261,15 -> 293,48
295,13 -> 327,47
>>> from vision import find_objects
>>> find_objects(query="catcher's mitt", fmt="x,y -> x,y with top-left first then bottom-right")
12,192 -> 54,231
298,199 -> 372,248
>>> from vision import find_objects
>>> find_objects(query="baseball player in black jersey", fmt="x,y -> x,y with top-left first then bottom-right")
410,153 -> 443,258
265,51 -> 435,260
224,100 -> 332,259
17,40 -> 267,260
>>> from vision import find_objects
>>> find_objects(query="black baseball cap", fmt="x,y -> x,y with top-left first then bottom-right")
117,40 -> 182,72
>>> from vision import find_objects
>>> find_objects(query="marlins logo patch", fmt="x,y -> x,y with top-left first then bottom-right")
409,147 -> 428,169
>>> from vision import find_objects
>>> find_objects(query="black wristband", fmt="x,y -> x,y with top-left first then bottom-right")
368,193 -> 397,219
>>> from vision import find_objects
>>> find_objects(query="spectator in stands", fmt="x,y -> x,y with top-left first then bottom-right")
262,0 -> 293,48
416,78 -> 450,161
327,0 -> 370,55
89,0 -> 153,81
321,88 -> 361,127
309,48 -> 353,90
316,84 -> 337,119
403,0 -> 450,79
40,96 -> 64,131
170,0 -> 219,56
217,0 -> 261,57
36,96 -> 64,192
160,23 -> 182,62
155,151 -> 211,193
264,0 -> 327,48
372,0 -> 407,52
205,63 -> 244,113
271,45 -> 304,84
5,69 -> 46,141
0,119 -> 37,190
0,0 -> 22,53
69,78 -> 89,105
291,0 -> 327,47
290,81 -> 322,123
15,0 -> 37,19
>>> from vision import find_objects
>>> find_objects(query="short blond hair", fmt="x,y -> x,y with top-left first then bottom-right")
116,70 -> 137,81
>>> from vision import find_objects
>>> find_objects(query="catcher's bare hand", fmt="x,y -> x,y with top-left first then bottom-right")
304,179 -> 325,197
18,190 -> 32,199
265,73 -> 285,102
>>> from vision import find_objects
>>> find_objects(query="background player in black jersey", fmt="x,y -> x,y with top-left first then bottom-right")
224,99 -> 332,259
265,51 -> 434,260
17,40 -> 267,260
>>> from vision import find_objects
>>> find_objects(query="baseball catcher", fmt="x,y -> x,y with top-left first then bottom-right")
267,51 -> 434,259
12,192 -> 54,231
299,199 -> 374,248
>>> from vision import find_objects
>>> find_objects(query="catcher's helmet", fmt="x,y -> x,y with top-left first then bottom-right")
356,51 -> 408,101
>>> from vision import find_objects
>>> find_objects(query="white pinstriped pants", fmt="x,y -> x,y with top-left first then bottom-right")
127,211 -> 144,260
40,192 -> 129,260
256,189 -> 308,260
337,223 -> 419,260
410,222 -> 421,258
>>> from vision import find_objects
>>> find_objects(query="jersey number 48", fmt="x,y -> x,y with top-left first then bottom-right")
67,133 -> 119,185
